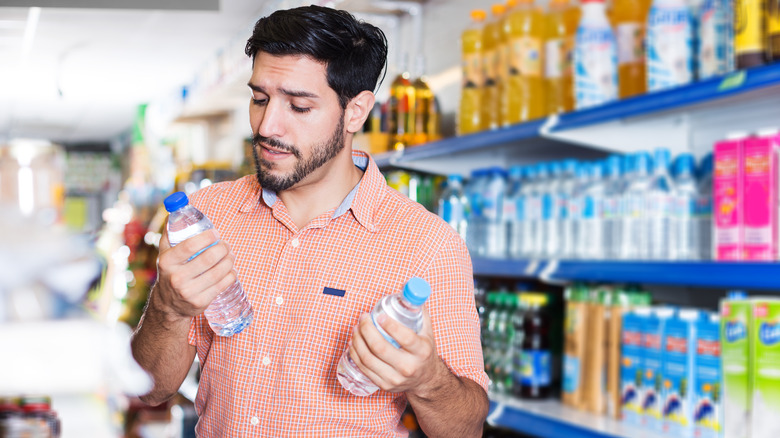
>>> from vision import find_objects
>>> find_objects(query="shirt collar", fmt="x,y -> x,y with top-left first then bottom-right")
243,150 -> 384,232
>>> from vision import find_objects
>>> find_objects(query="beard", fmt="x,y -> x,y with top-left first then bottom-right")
252,116 -> 346,193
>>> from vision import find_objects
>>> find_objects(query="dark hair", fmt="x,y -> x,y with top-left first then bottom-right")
245,5 -> 388,109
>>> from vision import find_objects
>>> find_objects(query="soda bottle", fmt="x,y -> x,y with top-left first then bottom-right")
735,0 -> 766,68
613,0 -> 651,98
698,0 -> 736,80
164,192 -> 254,337
482,4 -> 506,131
337,277 -> 433,396
506,0 -> 548,124
646,0 -> 694,92
459,10 -> 487,135
437,174 -> 469,241
494,292 -> 518,393
518,293 -> 552,399
574,0 -> 619,110
646,148 -> 675,260
673,153 -> 699,260
545,0 -> 580,114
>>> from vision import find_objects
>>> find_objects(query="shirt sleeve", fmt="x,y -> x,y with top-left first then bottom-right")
422,233 -> 489,393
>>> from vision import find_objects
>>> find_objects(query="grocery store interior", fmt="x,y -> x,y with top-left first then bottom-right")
1,0 -> 779,436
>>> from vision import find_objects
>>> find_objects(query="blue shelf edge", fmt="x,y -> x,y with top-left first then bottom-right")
471,257 -> 780,290
488,399 -> 621,438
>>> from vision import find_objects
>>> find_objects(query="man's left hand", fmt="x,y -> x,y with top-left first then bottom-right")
348,307 -> 448,397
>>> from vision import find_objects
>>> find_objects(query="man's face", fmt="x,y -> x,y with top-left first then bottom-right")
248,52 -> 347,193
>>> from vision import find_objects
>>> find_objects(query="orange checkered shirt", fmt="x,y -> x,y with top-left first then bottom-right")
187,150 -> 487,437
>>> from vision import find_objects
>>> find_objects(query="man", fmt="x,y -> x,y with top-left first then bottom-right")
131,5 -> 488,437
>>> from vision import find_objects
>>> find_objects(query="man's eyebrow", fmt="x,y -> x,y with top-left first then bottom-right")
247,82 -> 319,99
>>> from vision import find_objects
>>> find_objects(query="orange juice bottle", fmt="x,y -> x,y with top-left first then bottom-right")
481,4 -> 506,131
506,0 -> 547,124
499,0 -> 519,127
545,0 -> 580,114
459,9 -> 486,135
612,0 -> 650,99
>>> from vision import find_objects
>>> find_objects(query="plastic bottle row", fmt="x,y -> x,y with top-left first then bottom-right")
459,0 -> 776,135
437,148 -> 714,261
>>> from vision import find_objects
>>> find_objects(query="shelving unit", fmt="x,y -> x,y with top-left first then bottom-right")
472,257 -> 780,290
487,393 -> 663,438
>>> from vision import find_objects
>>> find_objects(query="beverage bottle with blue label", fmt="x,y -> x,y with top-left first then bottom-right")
697,153 -> 714,260
646,0 -> 694,92
484,167 -> 508,258
621,152 -> 653,260
673,153 -> 699,260
602,156 -> 624,260
518,293 -> 551,399
437,174 -> 469,242
698,0 -> 735,80
542,162 -> 563,258
337,277 -> 433,396
647,148 -> 675,260
574,0 -> 619,110
163,192 -> 254,337
578,161 -> 607,260
518,166 -> 539,258
505,166 -> 525,259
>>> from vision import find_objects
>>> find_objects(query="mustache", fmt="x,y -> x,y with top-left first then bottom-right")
252,134 -> 302,159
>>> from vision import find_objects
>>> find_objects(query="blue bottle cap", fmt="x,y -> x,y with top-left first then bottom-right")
606,155 -> 622,177
549,161 -> 563,176
698,153 -> 714,178
576,162 -> 591,178
674,153 -> 696,177
634,152 -> 651,174
591,161 -> 605,179
536,162 -> 550,177
525,165 -> 538,179
447,174 -> 463,184
164,191 -> 190,213
403,277 -> 432,306
508,166 -> 523,179
654,148 -> 671,170
728,290 -> 747,300
562,159 -> 578,174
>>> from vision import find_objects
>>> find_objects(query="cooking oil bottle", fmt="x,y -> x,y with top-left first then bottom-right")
499,0 -> 519,127
612,0 -> 650,98
459,9 -> 486,136
481,4 -> 506,131
411,56 -> 439,146
388,58 -> 414,150
506,0 -> 547,124
545,0 -> 580,114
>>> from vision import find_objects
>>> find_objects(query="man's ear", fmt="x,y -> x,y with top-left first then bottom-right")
344,90 -> 376,134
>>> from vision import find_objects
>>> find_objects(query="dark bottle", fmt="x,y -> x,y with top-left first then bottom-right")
518,293 -> 551,399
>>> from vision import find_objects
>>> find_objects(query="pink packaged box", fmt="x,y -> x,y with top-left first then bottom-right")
742,130 -> 780,261
714,134 -> 745,261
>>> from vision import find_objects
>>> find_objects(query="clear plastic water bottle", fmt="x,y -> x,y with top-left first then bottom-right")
647,148 -> 675,260
163,192 -> 254,337
696,153 -> 714,260
505,166 -> 525,259
337,277 -> 433,396
557,160 -> 579,259
483,167 -> 508,258
520,166 -> 540,258
602,156 -> 624,260
570,162 -> 593,259
621,152 -> 653,260
578,162 -> 606,260
672,153 -> 699,260
542,162 -> 563,258
437,174 -> 469,242
530,163 -> 550,258
465,169 -> 488,255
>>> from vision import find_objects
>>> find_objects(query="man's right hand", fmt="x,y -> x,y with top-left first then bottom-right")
152,226 -> 238,321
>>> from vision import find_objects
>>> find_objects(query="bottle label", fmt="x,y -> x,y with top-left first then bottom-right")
502,198 -> 518,221
545,38 -> 565,79
462,52 -> 483,88
647,5 -> 693,91
575,26 -> 618,109
563,354 -> 581,394
521,349 -> 551,386
510,36 -> 543,77
735,0 -> 765,53
617,22 -> 644,65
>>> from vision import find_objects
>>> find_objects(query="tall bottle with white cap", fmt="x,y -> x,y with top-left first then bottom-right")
647,148 -> 676,260
337,277 -> 433,396
163,191 -> 254,337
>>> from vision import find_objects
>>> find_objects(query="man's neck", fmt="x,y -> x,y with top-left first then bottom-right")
277,150 -> 364,230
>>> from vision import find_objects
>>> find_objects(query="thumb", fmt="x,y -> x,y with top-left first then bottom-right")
420,305 -> 435,340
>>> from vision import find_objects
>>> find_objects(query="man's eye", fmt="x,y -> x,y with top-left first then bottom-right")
291,104 -> 311,113
252,98 -> 267,106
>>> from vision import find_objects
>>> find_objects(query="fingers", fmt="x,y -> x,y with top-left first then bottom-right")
167,229 -> 221,265
349,315 -> 406,391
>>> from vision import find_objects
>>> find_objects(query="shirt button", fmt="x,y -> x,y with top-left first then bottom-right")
275,296 -> 284,305
291,238 -> 300,248
250,417 -> 259,426
262,356 -> 271,366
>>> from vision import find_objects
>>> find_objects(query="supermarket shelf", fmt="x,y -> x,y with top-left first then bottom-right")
487,392 -> 663,438
471,256 -> 780,290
